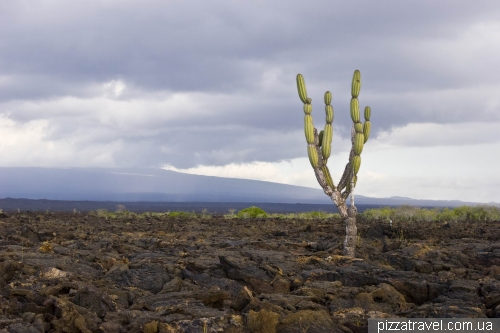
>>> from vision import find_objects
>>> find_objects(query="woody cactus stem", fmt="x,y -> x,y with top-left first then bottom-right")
296,70 -> 372,257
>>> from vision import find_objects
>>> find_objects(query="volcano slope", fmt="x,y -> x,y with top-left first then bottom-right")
0,211 -> 499,332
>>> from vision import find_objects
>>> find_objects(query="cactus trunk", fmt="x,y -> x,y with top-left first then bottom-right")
343,217 -> 357,257
296,70 -> 372,257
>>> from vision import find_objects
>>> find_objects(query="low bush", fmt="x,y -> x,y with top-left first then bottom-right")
294,211 -> 337,219
237,206 -> 267,218
361,207 -> 395,221
360,205 -> 500,223
168,211 -> 195,219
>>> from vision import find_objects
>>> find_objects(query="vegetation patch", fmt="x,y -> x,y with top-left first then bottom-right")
360,204 -> 500,223
237,206 -> 268,218
168,211 -> 197,219
86,205 -> 499,223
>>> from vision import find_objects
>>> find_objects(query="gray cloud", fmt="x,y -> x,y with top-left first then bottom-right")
0,0 -> 499,170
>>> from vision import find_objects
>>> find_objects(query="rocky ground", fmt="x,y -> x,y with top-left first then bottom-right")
1,211 -> 500,333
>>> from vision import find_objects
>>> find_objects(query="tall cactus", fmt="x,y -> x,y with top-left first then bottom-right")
296,70 -> 372,257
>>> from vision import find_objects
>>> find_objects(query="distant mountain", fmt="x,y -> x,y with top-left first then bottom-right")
0,167 -> 494,207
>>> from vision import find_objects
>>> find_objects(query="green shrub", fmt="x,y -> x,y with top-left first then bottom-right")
96,209 -> 111,218
265,212 -> 340,220
435,208 -> 453,222
306,211 -> 328,219
454,205 -> 500,222
393,205 -> 420,222
331,213 -> 341,220
294,211 -> 332,219
237,206 -> 267,218
414,208 -> 438,222
483,205 -> 500,221
168,211 -> 192,219
361,204 -> 500,223
361,207 -> 395,221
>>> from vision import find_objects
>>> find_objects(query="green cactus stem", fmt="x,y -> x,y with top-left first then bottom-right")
352,155 -> 361,175
297,74 -> 308,104
304,115 -> 315,144
324,91 -> 332,105
364,106 -> 371,121
307,145 -> 319,168
363,121 -> 371,143
354,133 -> 364,155
350,98 -> 360,123
322,124 -> 333,161
322,165 -> 335,189
351,70 -> 361,98
325,105 -> 334,123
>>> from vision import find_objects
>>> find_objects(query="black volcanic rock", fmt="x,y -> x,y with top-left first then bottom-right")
0,212 -> 499,332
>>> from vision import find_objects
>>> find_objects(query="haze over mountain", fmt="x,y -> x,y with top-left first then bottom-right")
0,167 -> 493,208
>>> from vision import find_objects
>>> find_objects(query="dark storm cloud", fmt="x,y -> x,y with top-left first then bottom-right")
2,0 -> 499,92
0,0 -> 499,168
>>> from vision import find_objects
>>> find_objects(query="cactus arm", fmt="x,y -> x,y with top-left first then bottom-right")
352,70 -> 361,97
341,184 -> 351,200
297,74 -> 308,104
315,168 -> 335,198
322,91 -> 334,163
297,74 -> 335,193
342,70 -> 365,192
313,163 -> 331,193
321,90 -> 336,189
299,77 -> 320,169
322,164 -> 336,190
363,106 -> 371,143
312,128 -> 323,167
338,125 -> 356,192
310,129 -> 333,191
341,123 -> 361,200
312,125 -> 331,190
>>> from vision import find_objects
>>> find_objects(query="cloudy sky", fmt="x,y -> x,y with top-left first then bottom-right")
1,0 -> 499,203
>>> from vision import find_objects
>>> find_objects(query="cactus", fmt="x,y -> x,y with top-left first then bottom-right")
350,98 -> 360,123
296,70 -> 372,257
363,121 -> 371,143
354,133 -> 364,155
307,145 -> 319,168
296,74 -> 308,104
351,70 -> 361,97
304,115 -> 315,144
322,124 -> 332,161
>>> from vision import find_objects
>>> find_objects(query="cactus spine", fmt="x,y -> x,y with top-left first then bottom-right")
296,70 -> 372,257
